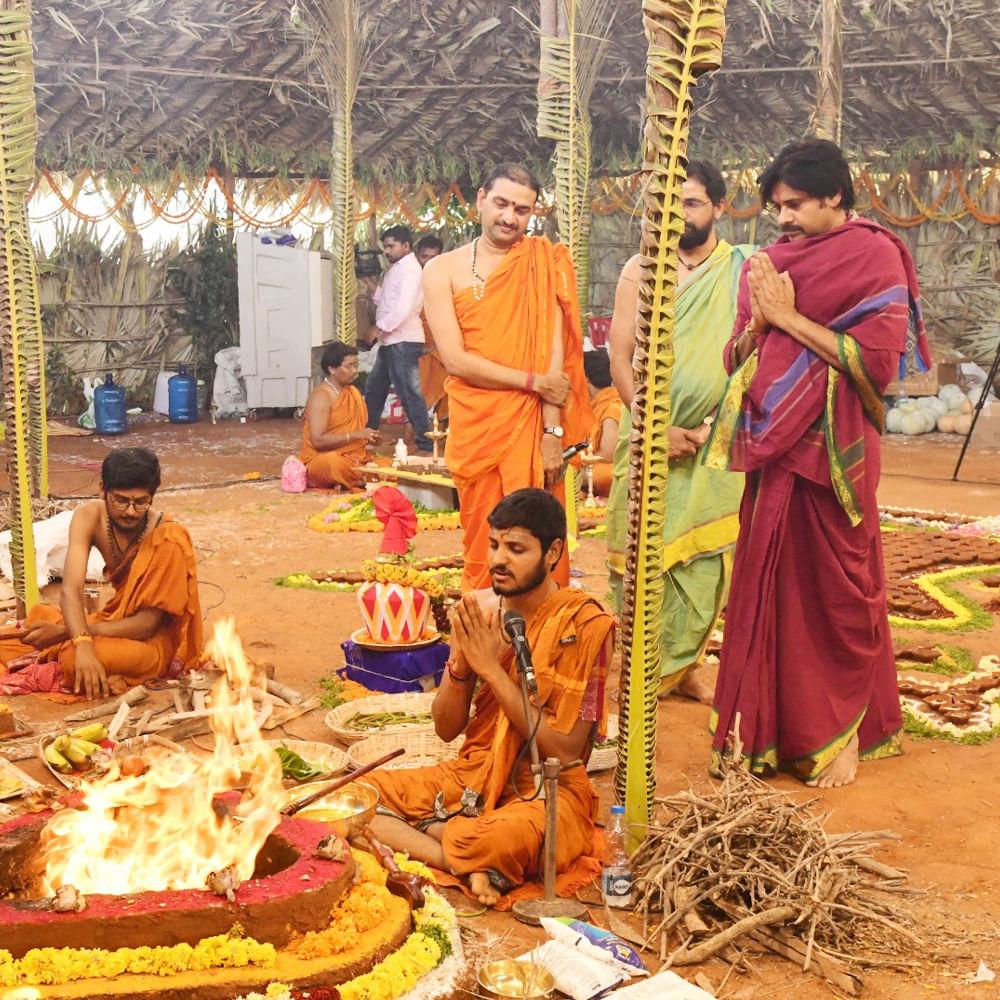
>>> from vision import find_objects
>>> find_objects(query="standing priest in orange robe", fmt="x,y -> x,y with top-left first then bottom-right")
0,447 -> 202,699
299,341 -> 381,490
422,163 -> 593,591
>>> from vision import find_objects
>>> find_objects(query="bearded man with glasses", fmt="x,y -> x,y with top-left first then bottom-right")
0,447 -> 202,698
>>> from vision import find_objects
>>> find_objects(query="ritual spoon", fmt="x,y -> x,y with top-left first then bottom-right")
363,827 -> 428,908
281,745 -> 404,816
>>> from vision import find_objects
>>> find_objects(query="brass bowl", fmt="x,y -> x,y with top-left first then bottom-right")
287,780 -> 379,839
477,960 -> 555,999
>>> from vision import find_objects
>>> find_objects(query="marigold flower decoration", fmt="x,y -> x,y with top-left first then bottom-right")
373,486 -> 418,556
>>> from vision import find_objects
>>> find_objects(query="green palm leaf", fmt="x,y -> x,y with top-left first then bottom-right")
616,0 -> 728,835
537,0 -> 615,316
1,0 -> 44,609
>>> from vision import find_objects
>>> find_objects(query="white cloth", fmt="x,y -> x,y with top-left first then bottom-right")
373,251 -> 424,345
0,510 -> 105,589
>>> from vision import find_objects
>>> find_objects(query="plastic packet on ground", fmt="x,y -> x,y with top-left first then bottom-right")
515,940 -> 624,1000
542,917 -> 648,977
610,969 -> 717,998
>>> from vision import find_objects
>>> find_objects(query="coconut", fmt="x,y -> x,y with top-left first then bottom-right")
937,413 -> 956,433
953,414 -> 972,435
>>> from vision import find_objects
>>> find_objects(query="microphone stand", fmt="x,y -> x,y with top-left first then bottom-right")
511,649 -> 588,926
517,667 -> 543,796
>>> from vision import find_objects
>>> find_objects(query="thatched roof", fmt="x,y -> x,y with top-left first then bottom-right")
30,0 -> 1000,184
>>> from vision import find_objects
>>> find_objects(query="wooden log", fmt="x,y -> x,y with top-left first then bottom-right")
260,697 -> 321,731
266,678 -> 306,705
667,906 -> 798,967
749,926 -> 863,996
64,687 -> 147,723
133,709 -> 155,737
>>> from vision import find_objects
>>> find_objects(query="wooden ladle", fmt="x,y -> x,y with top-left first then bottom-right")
281,746 -> 404,816
363,828 -> 429,909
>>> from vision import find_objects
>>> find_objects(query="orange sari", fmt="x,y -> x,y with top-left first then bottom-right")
586,385 -> 622,496
367,588 -> 614,885
299,385 -> 369,489
444,237 -> 593,590
0,517 -> 202,688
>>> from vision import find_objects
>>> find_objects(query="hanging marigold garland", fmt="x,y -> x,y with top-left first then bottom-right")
29,164 -> 1000,234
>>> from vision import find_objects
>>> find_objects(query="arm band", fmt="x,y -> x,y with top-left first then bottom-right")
70,633 -> 94,647
525,372 -> 535,393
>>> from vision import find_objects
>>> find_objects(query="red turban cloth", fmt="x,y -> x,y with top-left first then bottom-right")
373,486 -> 418,556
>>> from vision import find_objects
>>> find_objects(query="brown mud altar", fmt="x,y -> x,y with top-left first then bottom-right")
0,799 -> 354,958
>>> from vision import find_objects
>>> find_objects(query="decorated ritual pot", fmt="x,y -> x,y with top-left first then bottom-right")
356,582 -> 431,643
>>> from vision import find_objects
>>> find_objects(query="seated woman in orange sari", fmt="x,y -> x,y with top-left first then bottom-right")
299,342 -> 381,489
582,349 -> 621,496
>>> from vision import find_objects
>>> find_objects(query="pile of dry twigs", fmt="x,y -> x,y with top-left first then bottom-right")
631,759 -> 923,996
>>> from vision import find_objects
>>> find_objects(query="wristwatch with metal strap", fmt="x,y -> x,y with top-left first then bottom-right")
543,425 -> 564,438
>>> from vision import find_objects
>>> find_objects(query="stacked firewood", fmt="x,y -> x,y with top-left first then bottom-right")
61,671 -> 317,743
631,760 -> 921,996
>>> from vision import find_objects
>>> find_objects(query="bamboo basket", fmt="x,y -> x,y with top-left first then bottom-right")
234,739 -> 347,781
39,732 -> 186,789
324,691 -> 437,745
346,730 -> 460,771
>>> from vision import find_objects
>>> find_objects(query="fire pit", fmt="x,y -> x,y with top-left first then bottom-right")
0,797 -> 354,958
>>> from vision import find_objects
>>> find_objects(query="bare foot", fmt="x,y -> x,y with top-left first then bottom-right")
468,871 -> 501,907
806,733 -> 859,788
659,664 -> 714,704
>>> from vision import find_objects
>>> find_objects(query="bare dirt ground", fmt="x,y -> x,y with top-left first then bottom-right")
2,414 -> 1000,999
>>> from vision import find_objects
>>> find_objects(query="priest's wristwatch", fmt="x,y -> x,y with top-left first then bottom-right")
543,425 -> 564,439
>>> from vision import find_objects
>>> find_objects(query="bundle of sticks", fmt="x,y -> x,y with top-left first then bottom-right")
631,759 -> 922,996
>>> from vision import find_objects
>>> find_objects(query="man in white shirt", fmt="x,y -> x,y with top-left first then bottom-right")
362,225 -> 432,453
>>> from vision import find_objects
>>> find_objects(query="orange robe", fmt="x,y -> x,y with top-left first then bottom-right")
0,517 -> 202,688
367,589 -> 614,886
445,236 -> 593,591
586,385 -> 622,497
299,385 -> 369,489
418,314 -> 449,421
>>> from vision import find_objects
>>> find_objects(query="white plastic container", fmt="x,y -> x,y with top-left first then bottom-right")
153,371 -> 171,415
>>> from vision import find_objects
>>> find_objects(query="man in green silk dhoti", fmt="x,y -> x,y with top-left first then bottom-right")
606,160 -> 751,702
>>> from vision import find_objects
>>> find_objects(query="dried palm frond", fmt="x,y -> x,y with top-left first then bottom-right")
1,0 -> 44,608
537,0 -> 616,316
808,0 -> 844,143
298,0 -> 377,345
615,0 -> 728,831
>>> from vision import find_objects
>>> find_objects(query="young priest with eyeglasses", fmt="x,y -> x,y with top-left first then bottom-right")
0,447 -> 202,698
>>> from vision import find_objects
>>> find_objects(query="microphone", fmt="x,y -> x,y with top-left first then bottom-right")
561,440 -> 590,461
503,610 -> 538,697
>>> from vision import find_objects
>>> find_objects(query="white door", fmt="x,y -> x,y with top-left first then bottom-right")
237,233 -> 320,409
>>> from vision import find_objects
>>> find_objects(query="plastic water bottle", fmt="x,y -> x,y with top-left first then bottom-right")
601,804 -> 633,908
93,373 -> 128,436
168,364 -> 199,423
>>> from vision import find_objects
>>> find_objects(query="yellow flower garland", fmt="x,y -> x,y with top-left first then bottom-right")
889,564 -> 1000,632
235,883 -> 457,1000
309,497 -> 460,535
0,848 -> 452,994
359,560 -> 446,597
0,933 -> 275,987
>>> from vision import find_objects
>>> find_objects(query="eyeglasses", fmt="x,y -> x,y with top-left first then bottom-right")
107,493 -> 152,513
681,198 -> 712,211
